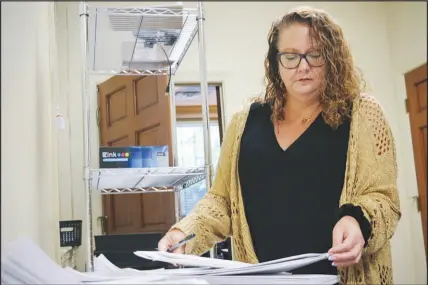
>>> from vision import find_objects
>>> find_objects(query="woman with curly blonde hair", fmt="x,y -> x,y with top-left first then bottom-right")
159,6 -> 401,284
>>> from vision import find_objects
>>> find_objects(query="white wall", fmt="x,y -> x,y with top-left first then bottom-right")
54,2 -> 89,270
1,2 -> 60,263
2,1 -> 424,283
385,2 -> 427,283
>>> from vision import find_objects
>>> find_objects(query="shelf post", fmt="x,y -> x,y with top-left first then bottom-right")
197,1 -> 212,189
79,1 -> 94,272
168,77 -> 182,223
197,1 -> 216,258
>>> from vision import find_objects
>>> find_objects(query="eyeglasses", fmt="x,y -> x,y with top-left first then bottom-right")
277,51 -> 325,69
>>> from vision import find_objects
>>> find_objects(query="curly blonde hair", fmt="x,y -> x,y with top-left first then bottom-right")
263,7 -> 367,129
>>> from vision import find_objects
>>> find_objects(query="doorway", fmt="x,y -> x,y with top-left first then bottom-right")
405,63 -> 427,261
174,83 -> 224,218
97,77 -> 224,235
97,75 -> 176,235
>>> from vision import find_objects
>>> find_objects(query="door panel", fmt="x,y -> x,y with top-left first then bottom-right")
405,63 -> 427,260
98,75 -> 175,235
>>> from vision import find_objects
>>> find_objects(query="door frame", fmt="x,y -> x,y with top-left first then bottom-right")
404,63 -> 427,261
173,81 -> 226,136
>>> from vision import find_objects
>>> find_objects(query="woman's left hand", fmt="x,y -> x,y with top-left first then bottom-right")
328,216 -> 365,267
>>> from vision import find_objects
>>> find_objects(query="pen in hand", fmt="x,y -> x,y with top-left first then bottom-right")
167,233 -> 196,253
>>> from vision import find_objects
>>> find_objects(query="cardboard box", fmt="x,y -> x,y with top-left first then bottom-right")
99,146 -> 169,168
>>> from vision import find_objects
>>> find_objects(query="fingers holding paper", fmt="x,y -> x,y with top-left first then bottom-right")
328,216 -> 365,267
158,229 -> 187,253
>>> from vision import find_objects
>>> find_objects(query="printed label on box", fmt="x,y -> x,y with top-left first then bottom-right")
99,146 -> 169,168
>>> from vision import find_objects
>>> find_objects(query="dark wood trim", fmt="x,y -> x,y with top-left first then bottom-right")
215,85 -> 224,144
404,62 -> 427,261
176,105 -> 218,121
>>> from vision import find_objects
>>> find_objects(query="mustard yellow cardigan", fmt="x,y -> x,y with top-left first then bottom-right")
173,95 -> 401,285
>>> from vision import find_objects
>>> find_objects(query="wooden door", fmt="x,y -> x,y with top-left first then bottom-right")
98,75 -> 176,235
405,63 -> 427,260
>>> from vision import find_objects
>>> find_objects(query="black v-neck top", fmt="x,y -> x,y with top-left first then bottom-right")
238,102 -> 351,275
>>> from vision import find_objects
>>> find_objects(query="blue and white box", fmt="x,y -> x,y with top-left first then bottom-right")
99,146 -> 169,168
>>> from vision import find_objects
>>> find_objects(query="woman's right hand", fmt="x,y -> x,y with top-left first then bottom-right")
158,229 -> 187,254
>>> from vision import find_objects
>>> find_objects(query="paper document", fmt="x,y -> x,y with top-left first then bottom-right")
195,274 -> 339,285
1,238 -> 338,285
135,251 -> 248,269
0,238 -> 209,285
134,251 -> 330,276
1,238 -> 81,284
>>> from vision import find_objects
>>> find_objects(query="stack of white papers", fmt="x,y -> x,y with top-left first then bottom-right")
94,252 -> 339,284
1,238 -> 339,285
134,251 -> 339,284
1,238 -> 81,284
135,251 -> 249,269
0,238 -> 208,285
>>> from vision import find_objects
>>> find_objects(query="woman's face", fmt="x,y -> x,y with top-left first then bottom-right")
277,23 -> 326,104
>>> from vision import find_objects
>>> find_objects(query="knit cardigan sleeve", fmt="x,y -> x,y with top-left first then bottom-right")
170,113 -> 240,255
345,96 -> 402,255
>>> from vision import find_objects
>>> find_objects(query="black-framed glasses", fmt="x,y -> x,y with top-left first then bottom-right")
277,51 -> 325,69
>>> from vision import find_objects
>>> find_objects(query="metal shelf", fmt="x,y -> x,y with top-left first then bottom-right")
86,4 -> 198,75
80,1 -> 213,271
90,167 -> 205,194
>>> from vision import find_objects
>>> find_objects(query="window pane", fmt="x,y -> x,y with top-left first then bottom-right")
176,122 -> 221,217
